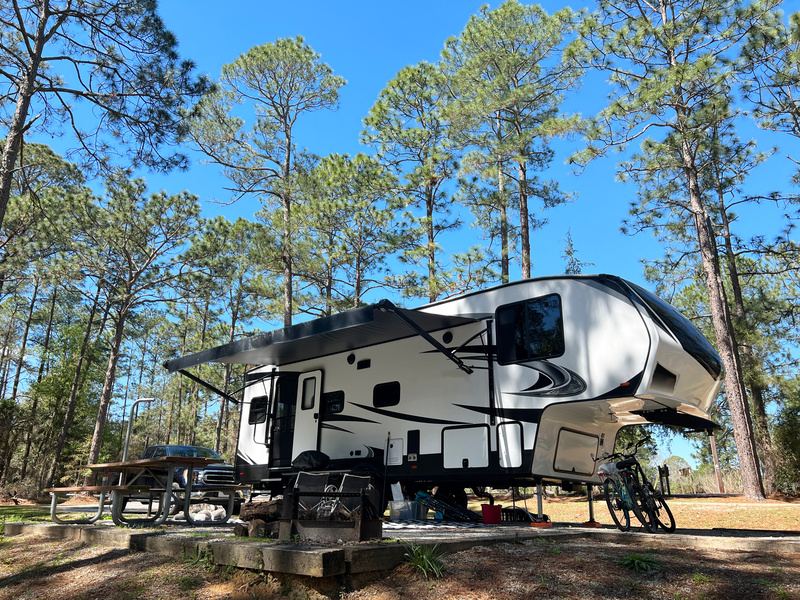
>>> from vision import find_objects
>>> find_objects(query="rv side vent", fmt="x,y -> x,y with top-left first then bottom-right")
651,364 -> 677,393
357,359 -> 371,370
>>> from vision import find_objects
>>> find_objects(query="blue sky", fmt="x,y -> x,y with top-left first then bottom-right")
148,1 -> 799,293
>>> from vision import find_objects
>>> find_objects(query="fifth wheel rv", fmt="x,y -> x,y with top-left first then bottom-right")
165,274 -> 723,501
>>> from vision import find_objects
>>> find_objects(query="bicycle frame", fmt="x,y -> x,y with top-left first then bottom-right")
596,436 -> 674,533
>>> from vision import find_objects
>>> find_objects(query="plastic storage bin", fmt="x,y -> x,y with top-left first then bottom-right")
389,500 -> 427,521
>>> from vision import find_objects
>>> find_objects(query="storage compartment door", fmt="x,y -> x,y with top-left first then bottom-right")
443,425 -> 489,469
553,429 -> 598,476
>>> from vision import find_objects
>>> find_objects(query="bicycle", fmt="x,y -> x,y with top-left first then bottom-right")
594,436 -> 675,533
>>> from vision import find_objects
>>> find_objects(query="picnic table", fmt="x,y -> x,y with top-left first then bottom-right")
45,456 -> 248,527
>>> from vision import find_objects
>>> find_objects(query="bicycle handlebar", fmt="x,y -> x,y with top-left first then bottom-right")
593,436 -> 651,463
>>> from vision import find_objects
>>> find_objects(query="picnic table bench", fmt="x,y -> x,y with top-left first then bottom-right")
45,457 -> 248,527
43,485 -> 152,525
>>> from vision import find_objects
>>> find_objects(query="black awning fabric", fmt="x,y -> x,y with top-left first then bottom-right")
633,408 -> 719,431
163,300 -> 481,373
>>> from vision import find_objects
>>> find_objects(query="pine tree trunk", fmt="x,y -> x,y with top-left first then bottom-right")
215,308 -> 238,453
21,283 -> 57,480
499,166 -> 510,284
682,141 -> 764,500
85,309 -> 127,476
749,386 -> 776,493
0,279 -> 39,485
715,185 -> 777,494
10,277 -> 39,400
45,287 -> 100,488
0,310 -> 16,397
0,12 -> 47,232
426,183 -> 437,302
517,161 -> 530,279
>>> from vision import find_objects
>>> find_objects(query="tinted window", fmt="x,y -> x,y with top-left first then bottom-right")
168,446 -> 192,457
249,394 -> 269,425
496,294 -> 565,364
152,446 -> 167,458
301,377 -> 316,410
190,446 -> 221,459
373,382 -> 401,408
323,390 -> 345,414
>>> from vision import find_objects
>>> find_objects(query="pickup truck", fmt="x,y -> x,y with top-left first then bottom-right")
126,444 -> 242,513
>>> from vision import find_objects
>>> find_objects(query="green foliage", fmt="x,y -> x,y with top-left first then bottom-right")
404,542 -> 445,579
0,0 -> 210,220
189,36 -> 346,326
442,0 -> 583,280
181,546 -> 215,570
576,0 -> 796,500
0,506 -> 50,522
363,60 -> 462,302
773,379 -> 800,491
295,153 -> 398,314
618,552 -> 661,573
692,571 -> 712,584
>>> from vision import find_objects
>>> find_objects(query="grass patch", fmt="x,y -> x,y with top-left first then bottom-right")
618,551 -> 661,573
175,574 -> 203,592
0,505 -> 50,522
114,579 -> 147,598
181,546 -> 214,570
692,571 -> 712,584
404,543 -> 445,579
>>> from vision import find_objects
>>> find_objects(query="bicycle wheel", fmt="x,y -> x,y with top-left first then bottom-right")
652,491 -> 676,533
603,478 -> 630,531
625,480 -> 657,533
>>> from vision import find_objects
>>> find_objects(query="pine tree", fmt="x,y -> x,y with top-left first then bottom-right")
0,0 -> 209,235
442,0 -> 583,280
575,0 -> 786,500
188,36 -> 345,327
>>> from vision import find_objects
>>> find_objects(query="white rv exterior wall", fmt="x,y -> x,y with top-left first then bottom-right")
235,275 -> 722,490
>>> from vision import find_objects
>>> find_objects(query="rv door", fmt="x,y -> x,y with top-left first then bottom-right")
292,370 -> 323,458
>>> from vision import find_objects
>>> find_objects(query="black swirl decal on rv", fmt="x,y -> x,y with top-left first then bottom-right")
511,361 -> 587,397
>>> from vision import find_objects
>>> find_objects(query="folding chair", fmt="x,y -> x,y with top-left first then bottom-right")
293,472 -> 333,518
331,473 -> 374,519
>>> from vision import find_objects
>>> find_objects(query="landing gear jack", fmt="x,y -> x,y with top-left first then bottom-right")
582,483 -> 602,527
530,480 -> 552,528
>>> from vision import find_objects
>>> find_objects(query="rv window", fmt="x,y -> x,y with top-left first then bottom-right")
323,390 -> 344,414
496,294 -> 565,364
249,394 -> 269,424
301,378 -> 316,410
373,381 -> 401,408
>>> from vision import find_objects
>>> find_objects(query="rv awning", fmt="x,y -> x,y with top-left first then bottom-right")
163,300 -> 482,373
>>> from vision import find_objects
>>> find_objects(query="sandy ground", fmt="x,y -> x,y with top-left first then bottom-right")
1,494 -> 799,599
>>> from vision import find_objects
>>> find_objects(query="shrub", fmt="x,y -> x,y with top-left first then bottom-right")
404,543 -> 444,579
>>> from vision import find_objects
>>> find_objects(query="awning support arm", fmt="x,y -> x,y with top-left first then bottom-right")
376,300 -> 474,375
178,369 -> 239,405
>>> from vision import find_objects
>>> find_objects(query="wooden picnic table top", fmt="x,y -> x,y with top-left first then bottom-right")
83,456 -> 221,471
